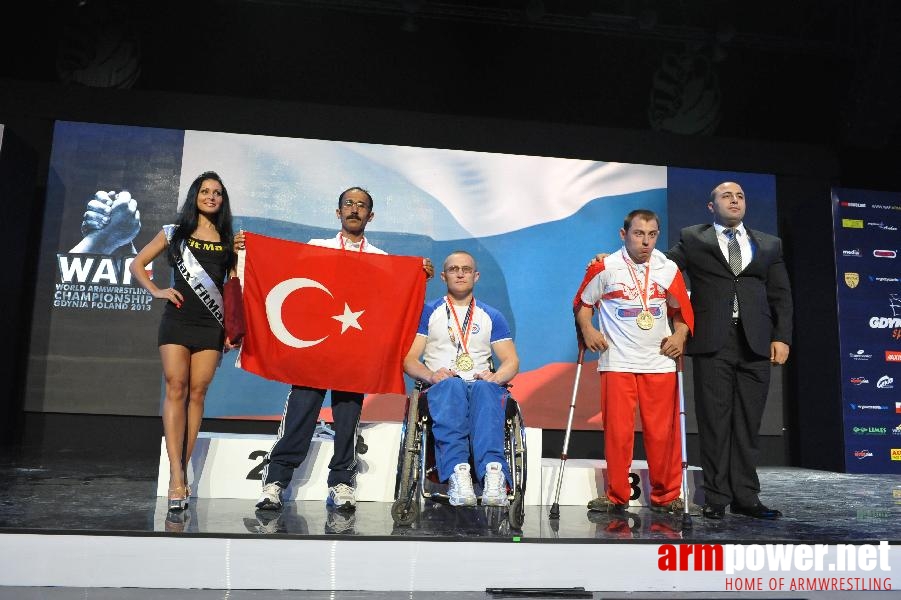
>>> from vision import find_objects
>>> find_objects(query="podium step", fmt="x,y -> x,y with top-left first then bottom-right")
540,458 -> 705,507
158,423 -> 544,505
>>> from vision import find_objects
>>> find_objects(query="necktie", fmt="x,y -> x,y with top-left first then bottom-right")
727,228 -> 741,315
727,228 -> 742,275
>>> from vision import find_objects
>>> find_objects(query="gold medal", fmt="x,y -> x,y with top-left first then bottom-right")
622,250 -> 655,332
636,310 -> 654,330
455,353 -> 474,371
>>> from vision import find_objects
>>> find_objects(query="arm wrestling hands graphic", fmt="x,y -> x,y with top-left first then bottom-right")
70,190 -> 142,255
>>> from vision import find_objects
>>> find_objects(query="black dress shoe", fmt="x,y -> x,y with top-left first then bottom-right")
702,504 -> 725,519
731,502 -> 782,520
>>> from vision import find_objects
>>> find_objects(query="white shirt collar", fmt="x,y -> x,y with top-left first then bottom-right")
336,231 -> 365,248
714,222 -> 747,237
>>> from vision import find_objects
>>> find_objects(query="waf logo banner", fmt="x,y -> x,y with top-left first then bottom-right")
238,232 -> 426,394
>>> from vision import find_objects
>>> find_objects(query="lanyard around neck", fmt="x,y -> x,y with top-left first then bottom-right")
621,249 -> 651,313
445,296 -> 475,355
339,235 -> 365,252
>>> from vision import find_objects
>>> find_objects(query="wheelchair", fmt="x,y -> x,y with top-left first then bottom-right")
390,379 -> 528,530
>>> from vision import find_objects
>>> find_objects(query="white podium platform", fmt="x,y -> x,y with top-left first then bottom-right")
539,458 -> 705,507
157,423 -> 545,505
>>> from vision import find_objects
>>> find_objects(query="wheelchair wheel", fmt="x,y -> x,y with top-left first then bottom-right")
506,400 -> 527,530
508,490 -> 525,530
392,389 -> 422,526
391,496 -> 420,526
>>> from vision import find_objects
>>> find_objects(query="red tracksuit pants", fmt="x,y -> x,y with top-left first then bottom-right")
600,371 -> 682,506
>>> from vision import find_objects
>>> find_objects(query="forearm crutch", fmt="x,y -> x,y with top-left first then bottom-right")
548,345 -> 586,520
677,356 -> 693,529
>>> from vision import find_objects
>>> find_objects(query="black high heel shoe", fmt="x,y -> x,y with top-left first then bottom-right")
168,485 -> 188,511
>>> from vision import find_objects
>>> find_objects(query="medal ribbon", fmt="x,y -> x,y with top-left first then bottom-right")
446,296 -> 475,358
622,249 -> 651,318
339,235 -> 366,252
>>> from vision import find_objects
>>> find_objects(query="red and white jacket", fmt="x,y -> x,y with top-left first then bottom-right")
573,248 -> 694,373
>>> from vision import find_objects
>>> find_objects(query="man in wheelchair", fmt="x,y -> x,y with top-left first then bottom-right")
402,251 -> 520,507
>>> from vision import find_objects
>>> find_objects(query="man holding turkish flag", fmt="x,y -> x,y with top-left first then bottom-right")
238,187 -> 433,513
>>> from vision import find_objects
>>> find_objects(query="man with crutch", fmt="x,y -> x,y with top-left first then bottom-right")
572,209 -> 694,514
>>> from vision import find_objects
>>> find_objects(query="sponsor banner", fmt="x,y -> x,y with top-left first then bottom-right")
867,221 -> 899,231
833,188 -> 901,473
850,349 -> 873,361
848,403 -> 891,411
870,275 -> 901,283
876,375 -> 895,389
849,425 -> 888,436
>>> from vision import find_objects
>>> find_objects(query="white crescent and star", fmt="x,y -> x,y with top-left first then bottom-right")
264,278 -> 365,348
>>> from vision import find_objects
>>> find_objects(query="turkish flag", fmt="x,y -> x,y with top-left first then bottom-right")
238,232 -> 426,394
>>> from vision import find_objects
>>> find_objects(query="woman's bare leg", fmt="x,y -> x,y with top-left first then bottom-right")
183,349 -> 221,477
159,344 -> 191,495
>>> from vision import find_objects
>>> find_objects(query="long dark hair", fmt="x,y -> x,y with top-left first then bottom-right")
167,171 -> 236,272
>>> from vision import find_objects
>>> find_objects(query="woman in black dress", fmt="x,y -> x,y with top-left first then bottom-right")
130,171 -> 238,511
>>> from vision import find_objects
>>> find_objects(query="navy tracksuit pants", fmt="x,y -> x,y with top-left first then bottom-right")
262,386 -> 362,489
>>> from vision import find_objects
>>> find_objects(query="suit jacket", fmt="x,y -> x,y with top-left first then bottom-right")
667,224 -> 793,358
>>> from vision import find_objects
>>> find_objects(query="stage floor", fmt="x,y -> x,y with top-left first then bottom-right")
0,446 -> 899,597
1,449 -> 899,542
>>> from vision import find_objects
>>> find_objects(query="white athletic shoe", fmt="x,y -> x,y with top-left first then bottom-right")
448,463 -> 477,506
255,482 -> 284,511
481,461 -> 509,507
327,483 -> 356,510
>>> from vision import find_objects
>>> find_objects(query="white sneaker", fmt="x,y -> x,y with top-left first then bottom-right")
256,482 -> 283,510
481,461 -> 509,507
327,483 -> 356,510
448,463 -> 477,506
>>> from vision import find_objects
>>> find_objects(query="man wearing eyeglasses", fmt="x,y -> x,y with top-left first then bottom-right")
255,187 -> 435,513
403,251 -> 520,507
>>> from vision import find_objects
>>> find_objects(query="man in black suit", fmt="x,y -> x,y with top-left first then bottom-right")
667,181 -> 792,520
